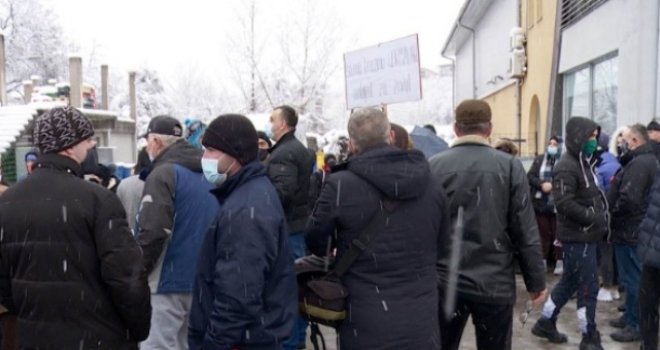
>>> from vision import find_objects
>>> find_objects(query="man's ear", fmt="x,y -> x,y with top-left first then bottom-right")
348,139 -> 358,155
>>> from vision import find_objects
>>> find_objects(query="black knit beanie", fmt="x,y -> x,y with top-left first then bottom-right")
33,106 -> 95,154
202,114 -> 258,165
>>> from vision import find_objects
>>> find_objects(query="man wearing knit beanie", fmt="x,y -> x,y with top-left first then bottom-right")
189,114 -> 296,349
0,106 -> 151,348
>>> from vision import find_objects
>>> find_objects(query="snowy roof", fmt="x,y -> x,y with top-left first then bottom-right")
0,106 -> 38,155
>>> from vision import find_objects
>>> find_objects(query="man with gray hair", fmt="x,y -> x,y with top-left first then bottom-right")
137,115 -> 220,349
306,107 -> 449,349
430,99 -> 546,350
607,123 -> 659,342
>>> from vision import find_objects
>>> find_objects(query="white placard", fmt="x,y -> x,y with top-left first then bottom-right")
344,34 -> 422,109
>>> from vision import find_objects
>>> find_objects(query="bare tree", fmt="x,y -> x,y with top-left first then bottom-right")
224,0 -> 274,113
0,0 -> 67,93
166,63 -> 232,122
276,1 -> 340,116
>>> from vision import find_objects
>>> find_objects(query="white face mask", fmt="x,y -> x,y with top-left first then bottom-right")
201,157 -> 234,186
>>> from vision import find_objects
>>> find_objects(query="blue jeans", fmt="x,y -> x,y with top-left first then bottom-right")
614,243 -> 641,330
548,242 -> 599,334
283,233 -> 307,349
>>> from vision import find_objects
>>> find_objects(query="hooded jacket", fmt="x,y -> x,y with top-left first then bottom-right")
429,135 -> 545,305
607,141 -> 659,244
552,117 -> 608,243
306,144 -> 449,350
265,131 -> 314,233
189,161 -> 296,350
0,154 -> 151,349
137,139 -> 219,294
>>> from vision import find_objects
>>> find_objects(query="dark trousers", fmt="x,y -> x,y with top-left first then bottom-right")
548,242 -> 599,333
536,212 -> 561,261
615,243 -> 641,329
640,264 -> 660,350
598,241 -> 618,287
438,295 -> 513,350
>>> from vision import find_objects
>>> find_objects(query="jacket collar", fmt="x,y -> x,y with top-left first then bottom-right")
210,161 -> 267,202
33,153 -> 83,177
451,134 -> 492,148
269,130 -> 297,153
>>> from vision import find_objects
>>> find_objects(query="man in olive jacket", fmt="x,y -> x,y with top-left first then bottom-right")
531,116 -> 608,350
429,100 -> 546,350
0,107 -> 151,349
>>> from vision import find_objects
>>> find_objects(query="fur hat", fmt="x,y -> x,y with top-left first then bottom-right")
33,107 -> 94,154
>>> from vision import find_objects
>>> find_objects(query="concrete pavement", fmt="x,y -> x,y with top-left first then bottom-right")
305,273 -> 644,349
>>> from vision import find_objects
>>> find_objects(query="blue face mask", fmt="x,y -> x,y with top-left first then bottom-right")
201,158 -> 227,186
264,122 -> 274,140
547,146 -> 558,156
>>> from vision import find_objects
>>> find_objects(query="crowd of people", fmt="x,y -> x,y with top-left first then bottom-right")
0,100 -> 659,350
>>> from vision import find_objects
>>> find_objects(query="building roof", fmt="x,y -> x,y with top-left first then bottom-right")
441,0 -> 493,57
0,103 -> 129,155
0,106 -> 37,155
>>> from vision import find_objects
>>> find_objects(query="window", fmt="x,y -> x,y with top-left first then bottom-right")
561,0 -> 608,29
563,55 -> 618,136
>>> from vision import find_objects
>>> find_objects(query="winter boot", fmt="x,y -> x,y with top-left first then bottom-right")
532,317 -> 568,343
554,259 -> 564,275
580,330 -> 604,350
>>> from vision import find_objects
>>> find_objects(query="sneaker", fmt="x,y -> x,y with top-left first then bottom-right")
532,317 -> 568,343
597,288 -> 613,302
611,326 -> 641,342
580,330 -> 604,350
554,260 -> 564,275
609,315 -> 625,329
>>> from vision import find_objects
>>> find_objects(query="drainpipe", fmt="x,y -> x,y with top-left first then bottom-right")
654,0 -> 660,119
515,0 -> 523,154
457,22 -> 477,99
442,53 -> 456,110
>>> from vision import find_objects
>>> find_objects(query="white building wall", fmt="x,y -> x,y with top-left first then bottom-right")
111,133 -> 136,164
560,0 -> 659,125
453,0 -> 516,102
473,0 -> 516,98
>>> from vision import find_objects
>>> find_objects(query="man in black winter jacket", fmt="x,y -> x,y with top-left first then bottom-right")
0,107 -> 151,349
306,107 -> 449,349
531,116 -> 608,350
430,100 -> 546,350
265,105 -> 314,349
606,124 -> 659,342
637,170 -> 660,350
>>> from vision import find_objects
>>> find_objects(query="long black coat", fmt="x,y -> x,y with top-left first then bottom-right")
639,174 -> 660,268
607,142 -> 659,244
265,131 -> 314,233
306,144 -> 449,350
0,154 -> 151,349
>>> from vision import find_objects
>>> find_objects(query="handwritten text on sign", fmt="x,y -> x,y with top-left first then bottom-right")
344,34 -> 422,109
